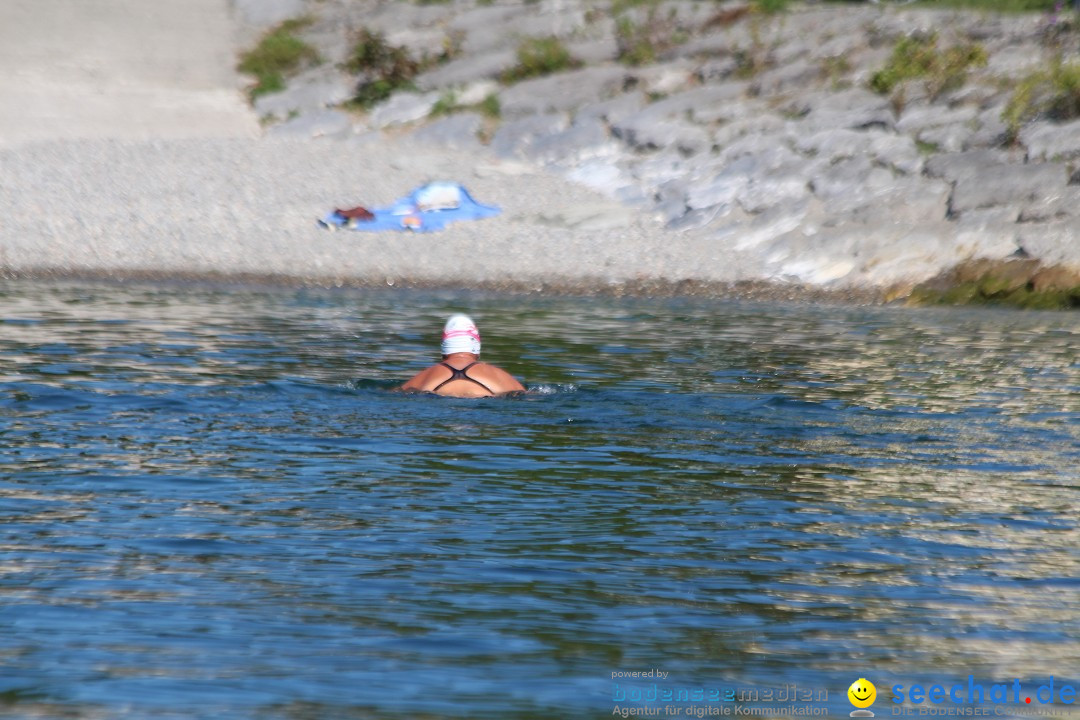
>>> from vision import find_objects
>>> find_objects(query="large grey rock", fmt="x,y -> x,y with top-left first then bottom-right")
526,118 -> 618,165
716,134 -> 799,165
254,68 -> 354,122
766,220 -> 963,288
686,165 -> 750,211
749,58 -> 822,96
410,113 -> 485,151
682,91 -> 758,125
384,28 -> 454,62
896,104 -> 979,135
567,35 -> 620,65
967,105 -> 1009,149
736,174 -> 812,215
985,45 -> 1044,80
565,159 -> 637,199
868,133 -> 923,175
808,156 -> 898,214
414,50 -> 517,90
630,149 -> 694,190
627,61 -> 696,96
453,5 -> 586,56
1019,185 -> 1080,222
796,128 -> 872,162
455,80 -> 501,107
448,5 -> 528,55
924,150 -> 1013,183
918,124 -> 974,154
266,109 -> 353,139
697,56 -> 740,82
1020,118 -> 1080,161
614,118 -> 711,153
491,113 -> 569,159
369,91 -> 440,128
653,179 -> 690,223
795,87 -> 895,132
853,224 -> 970,288
670,32 -> 733,61
498,66 -> 627,118
849,178 -> 952,225
356,3 -> 453,36
575,92 -> 647,125
715,114 -> 785,148
618,83 -> 749,128
727,200 -> 819,253
1017,220 -> 1080,269
763,227 -> 861,285
951,163 -> 1067,215
684,149 -> 806,212
955,207 -> 1021,260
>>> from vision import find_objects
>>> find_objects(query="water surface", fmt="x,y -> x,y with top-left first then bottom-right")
1,281 -> 1078,719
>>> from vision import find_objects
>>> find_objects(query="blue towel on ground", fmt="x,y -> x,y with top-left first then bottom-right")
319,182 -> 501,233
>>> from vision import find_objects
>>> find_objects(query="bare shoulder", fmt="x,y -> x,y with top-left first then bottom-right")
473,362 -> 526,393
399,364 -> 444,392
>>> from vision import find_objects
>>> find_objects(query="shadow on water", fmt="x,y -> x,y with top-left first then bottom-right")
0,280 -> 1078,719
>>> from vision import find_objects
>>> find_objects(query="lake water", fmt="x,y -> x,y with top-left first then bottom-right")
1,281 -> 1078,720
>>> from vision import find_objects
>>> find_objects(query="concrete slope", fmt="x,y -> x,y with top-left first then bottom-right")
0,0 -> 259,146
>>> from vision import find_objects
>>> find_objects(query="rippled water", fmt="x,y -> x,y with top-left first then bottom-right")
1,281 -> 1078,719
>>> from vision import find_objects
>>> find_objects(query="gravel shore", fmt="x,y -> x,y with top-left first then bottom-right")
2,134 -> 864,300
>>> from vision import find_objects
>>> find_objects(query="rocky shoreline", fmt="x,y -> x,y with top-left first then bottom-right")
232,0 -> 1080,307
2,0 -> 1079,307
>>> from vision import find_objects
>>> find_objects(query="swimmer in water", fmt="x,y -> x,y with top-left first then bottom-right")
399,314 -> 526,397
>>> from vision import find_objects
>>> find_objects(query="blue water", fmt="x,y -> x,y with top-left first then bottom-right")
1,281 -> 1078,719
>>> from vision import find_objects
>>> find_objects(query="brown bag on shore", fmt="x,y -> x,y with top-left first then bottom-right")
335,206 -> 374,221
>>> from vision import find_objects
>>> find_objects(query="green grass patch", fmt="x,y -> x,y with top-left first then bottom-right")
501,36 -> 582,83
752,0 -> 789,13
915,138 -> 941,154
429,90 -> 458,117
1003,55 -> 1080,141
238,16 -> 321,99
870,32 -> 987,101
429,91 -> 501,120
343,28 -> 421,108
616,16 -> 658,66
820,55 -> 853,90
614,10 -> 688,67
477,94 -> 501,119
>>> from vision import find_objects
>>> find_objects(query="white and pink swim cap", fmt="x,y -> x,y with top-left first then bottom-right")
441,313 -> 481,355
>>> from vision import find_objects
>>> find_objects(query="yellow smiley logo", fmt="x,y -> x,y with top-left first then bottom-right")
848,678 -> 877,709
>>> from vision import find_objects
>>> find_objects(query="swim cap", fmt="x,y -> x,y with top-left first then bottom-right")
441,314 -> 481,355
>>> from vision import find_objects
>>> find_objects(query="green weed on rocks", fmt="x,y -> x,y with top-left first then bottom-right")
615,9 -> 688,66
343,28 -> 420,108
908,259 -> 1080,310
430,91 -> 501,119
501,36 -> 582,83
752,0 -> 789,13
870,33 -> 987,102
1003,55 -> 1080,141
238,17 -> 321,99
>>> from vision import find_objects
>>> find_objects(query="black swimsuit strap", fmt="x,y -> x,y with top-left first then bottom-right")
432,362 -> 495,394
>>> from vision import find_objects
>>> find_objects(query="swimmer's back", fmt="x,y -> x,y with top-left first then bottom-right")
401,360 -> 524,397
